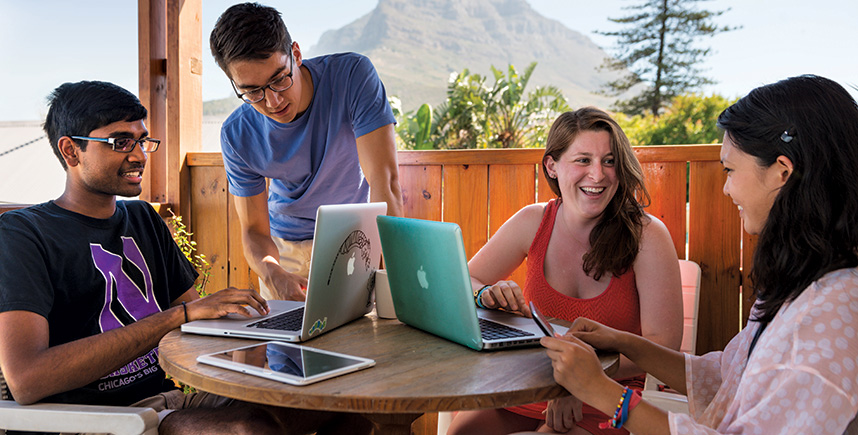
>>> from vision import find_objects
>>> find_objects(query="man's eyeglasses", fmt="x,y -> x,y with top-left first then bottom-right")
71,136 -> 160,153
231,54 -> 294,104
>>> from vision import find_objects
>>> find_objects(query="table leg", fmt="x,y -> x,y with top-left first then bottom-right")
363,412 -> 422,435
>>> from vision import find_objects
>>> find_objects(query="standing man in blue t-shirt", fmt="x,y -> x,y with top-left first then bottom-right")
210,2 -> 404,301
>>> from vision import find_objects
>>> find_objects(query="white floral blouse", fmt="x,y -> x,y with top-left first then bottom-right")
669,267 -> 858,434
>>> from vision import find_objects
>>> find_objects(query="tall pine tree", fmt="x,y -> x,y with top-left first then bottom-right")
598,0 -> 736,116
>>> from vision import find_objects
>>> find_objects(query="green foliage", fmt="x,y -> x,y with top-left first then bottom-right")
598,0 -> 737,116
167,209 -> 210,297
615,93 -> 735,145
390,62 -> 570,149
434,68 -> 492,149
166,209 -> 210,394
390,98 -> 435,150
484,64 -> 571,149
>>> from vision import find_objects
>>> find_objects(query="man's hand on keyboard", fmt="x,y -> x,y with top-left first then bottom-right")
185,287 -> 270,321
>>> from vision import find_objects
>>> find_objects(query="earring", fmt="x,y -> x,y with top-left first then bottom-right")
549,173 -> 556,179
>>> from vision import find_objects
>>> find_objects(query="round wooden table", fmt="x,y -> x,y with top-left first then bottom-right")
159,313 -> 619,434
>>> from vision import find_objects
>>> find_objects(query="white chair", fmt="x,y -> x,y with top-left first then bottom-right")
641,259 -> 701,415
0,368 -> 159,435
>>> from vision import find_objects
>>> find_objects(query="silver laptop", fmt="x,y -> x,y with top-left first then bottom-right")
376,215 -> 567,351
181,202 -> 386,342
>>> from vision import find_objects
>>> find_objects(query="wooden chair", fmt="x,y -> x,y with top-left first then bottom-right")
0,368 -> 159,435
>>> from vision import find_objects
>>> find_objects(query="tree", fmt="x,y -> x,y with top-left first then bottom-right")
598,0 -> 736,117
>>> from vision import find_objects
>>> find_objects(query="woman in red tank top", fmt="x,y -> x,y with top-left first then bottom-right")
447,108 -> 683,435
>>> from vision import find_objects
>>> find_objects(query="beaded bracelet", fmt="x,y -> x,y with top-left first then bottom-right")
618,389 -> 642,429
599,386 -> 635,429
474,285 -> 491,309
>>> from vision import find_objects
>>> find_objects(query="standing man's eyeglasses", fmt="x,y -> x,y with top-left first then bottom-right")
231,54 -> 295,104
70,136 -> 160,153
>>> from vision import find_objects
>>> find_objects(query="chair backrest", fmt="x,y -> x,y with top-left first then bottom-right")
678,260 -> 702,355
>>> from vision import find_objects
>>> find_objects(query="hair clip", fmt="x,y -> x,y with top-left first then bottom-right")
780,131 -> 794,143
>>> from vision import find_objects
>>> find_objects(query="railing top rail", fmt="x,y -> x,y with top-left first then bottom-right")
186,144 -> 722,167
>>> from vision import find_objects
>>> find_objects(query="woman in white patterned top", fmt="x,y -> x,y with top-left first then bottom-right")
539,75 -> 858,434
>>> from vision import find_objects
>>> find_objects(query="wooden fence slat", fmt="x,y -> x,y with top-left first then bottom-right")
688,161 -> 741,354
536,163 -> 556,203
488,164 -> 536,285
227,191 -> 256,291
190,166 -> 229,294
444,165 -> 488,260
399,166 -> 442,221
641,162 -> 687,258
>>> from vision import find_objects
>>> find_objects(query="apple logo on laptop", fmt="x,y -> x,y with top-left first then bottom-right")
417,265 -> 429,289
347,252 -> 356,276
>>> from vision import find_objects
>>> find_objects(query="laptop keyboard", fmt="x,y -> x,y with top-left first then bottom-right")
479,318 -> 535,340
247,308 -> 304,331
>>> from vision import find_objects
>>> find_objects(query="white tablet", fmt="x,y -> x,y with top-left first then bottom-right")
196,341 -> 375,386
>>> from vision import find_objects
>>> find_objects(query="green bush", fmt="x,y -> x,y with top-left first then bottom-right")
615,93 -> 736,146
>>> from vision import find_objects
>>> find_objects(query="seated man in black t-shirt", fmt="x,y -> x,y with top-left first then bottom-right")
0,81 -> 370,434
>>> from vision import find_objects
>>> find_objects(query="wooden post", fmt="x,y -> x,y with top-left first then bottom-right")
167,0 -> 203,220
138,0 -> 167,204
138,0 -> 202,219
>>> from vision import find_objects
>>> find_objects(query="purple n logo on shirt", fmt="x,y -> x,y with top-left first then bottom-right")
91,237 -> 162,332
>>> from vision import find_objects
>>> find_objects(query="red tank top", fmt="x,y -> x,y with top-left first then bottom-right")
505,199 -> 644,429
524,199 -> 642,335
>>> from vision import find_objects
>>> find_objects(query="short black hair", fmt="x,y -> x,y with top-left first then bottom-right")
43,81 -> 147,170
210,2 -> 292,77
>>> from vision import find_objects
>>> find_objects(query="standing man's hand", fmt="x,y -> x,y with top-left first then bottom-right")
262,262 -> 307,301
234,191 -> 309,302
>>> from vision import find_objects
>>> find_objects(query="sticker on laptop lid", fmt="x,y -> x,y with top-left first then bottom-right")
308,317 -> 328,336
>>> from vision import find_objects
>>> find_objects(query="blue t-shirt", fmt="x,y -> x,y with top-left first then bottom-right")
220,52 -> 395,241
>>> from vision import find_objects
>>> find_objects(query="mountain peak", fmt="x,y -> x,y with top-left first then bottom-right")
309,0 -> 618,111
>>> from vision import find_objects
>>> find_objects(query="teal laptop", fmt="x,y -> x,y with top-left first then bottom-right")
377,216 -> 566,351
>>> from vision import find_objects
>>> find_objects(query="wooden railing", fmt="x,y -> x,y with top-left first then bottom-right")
187,145 -> 751,354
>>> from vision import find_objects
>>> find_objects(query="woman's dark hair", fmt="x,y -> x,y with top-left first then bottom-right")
543,107 -> 650,280
43,81 -> 147,170
210,2 -> 292,76
717,75 -> 858,323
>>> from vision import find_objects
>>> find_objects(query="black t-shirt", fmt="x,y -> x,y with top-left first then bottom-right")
0,200 -> 197,405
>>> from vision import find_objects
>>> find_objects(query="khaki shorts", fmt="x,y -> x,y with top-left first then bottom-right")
130,388 -> 235,414
64,390 -> 235,435
258,236 -> 313,300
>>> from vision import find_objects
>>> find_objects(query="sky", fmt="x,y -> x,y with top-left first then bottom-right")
0,0 -> 856,122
